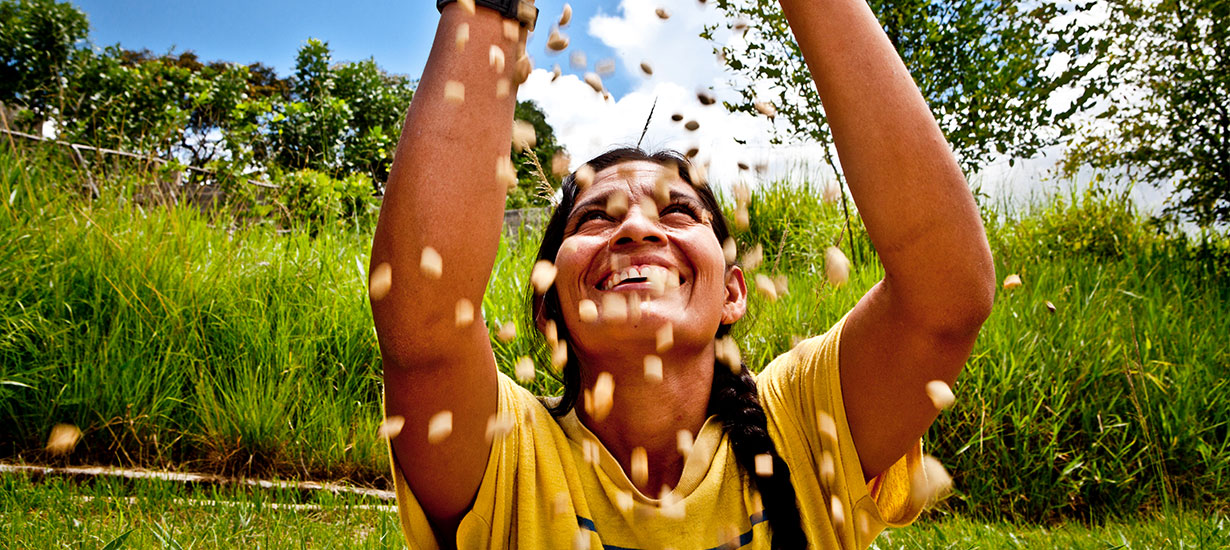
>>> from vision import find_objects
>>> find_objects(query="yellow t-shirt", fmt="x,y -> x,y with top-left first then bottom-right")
392,316 -> 924,549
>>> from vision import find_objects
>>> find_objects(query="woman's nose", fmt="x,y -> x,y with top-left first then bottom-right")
610,202 -> 665,247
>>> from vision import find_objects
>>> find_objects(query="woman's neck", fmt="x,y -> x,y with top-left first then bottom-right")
574,343 -> 716,495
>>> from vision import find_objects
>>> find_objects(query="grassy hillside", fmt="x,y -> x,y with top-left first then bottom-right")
1,145 -> 1226,521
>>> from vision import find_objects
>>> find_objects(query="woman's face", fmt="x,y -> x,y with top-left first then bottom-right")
552,160 -> 746,356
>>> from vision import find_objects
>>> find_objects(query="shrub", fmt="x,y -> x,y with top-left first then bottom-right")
1001,184 -> 1151,261
272,168 -> 378,232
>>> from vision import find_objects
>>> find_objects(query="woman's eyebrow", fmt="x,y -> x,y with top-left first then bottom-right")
669,190 -> 701,203
571,192 -> 613,216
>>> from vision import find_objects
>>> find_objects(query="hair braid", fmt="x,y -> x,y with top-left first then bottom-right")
709,360 -> 807,549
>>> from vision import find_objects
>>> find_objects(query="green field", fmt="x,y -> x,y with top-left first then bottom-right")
3,473 -> 1226,549
2,143 -> 1228,545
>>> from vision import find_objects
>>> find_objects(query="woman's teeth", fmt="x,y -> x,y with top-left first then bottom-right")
602,265 -> 671,291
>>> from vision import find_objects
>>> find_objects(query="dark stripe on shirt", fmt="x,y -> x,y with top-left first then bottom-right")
574,510 -> 768,550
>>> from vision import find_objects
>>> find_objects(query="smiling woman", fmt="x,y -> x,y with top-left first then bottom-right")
531,148 -> 813,546
369,0 -> 994,549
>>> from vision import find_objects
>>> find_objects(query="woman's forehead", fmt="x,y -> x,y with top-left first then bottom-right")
580,160 -> 695,200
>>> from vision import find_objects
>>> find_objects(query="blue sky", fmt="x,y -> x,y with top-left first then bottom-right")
73,0 -> 636,97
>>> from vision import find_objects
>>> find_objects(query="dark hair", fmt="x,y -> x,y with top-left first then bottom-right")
528,147 -> 806,549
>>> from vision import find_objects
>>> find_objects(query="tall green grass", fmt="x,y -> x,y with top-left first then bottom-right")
0,146 -> 386,481
1,145 -> 1227,521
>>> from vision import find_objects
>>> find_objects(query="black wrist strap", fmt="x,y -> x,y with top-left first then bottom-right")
437,0 -> 538,32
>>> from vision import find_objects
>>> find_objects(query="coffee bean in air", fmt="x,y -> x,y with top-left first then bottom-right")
427,411 -> 453,444
46,424 -> 82,455
925,380 -> 956,410
443,81 -> 465,105
378,416 -> 405,439
547,29 -> 570,52
369,262 -> 392,301
420,247 -> 443,279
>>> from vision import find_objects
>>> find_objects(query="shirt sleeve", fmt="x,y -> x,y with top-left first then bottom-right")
389,372 -> 542,550
757,313 -> 924,546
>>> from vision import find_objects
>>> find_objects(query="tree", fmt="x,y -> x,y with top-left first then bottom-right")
57,46 -> 252,169
333,58 -> 414,185
0,0 -> 566,213
1062,0 -> 1229,226
266,38 -> 351,172
265,40 -> 415,182
0,0 -> 88,122
244,61 -> 292,100
707,0 -> 1103,176
60,45 -> 206,156
508,100 -> 566,209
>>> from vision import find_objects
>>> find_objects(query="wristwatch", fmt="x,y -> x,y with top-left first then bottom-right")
437,0 -> 539,32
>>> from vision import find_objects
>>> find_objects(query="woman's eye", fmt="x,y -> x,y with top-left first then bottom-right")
661,204 -> 699,219
577,210 -> 611,225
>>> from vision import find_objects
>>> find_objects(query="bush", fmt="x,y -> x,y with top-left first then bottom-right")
272,168 -> 378,232
999,184 -> 1151,262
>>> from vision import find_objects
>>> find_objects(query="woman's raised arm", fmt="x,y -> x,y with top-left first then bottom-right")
777,0 -> 996,479
369,4 -> 527,539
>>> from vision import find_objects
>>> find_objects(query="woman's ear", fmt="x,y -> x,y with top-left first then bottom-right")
721,266 -> 748,325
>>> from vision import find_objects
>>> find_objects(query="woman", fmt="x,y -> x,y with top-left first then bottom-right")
370,0 -> 994,548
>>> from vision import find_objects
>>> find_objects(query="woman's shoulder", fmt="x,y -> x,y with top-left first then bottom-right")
492,371 -> 562,432
758,312 -> 850,384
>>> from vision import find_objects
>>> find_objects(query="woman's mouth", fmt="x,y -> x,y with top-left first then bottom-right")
599,264 -> 682,292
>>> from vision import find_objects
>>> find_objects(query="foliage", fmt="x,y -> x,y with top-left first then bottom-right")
267,39 -> 350,174
333,58 -> 415,185
706,0 -> 1103,175
54,47 -> 275,169
0,1 -> 568,219
236,41 -> 416,191
0,147 -> 388,480
997,184 -> 1150,261
59,46 -> 218,159
723,177 -> 853,274
0,0 -> 88,120
1061,0 -> 1230,226
271,168 -> 381,232
507,100 -> 566,209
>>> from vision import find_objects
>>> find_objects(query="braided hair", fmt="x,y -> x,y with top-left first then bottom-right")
528,147 -> 806,549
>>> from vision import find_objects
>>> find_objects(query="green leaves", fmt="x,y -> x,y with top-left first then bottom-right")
508,100 -> 566,209
708,0 -> 1102,175
1062,0 -> 1230,226
0,1 -> 575,221
0,0 -> 89,117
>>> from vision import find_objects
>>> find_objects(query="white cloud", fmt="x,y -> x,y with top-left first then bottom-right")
519,66 -> 840,193
588,0 -> 727,96
518,0 -> 836,192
